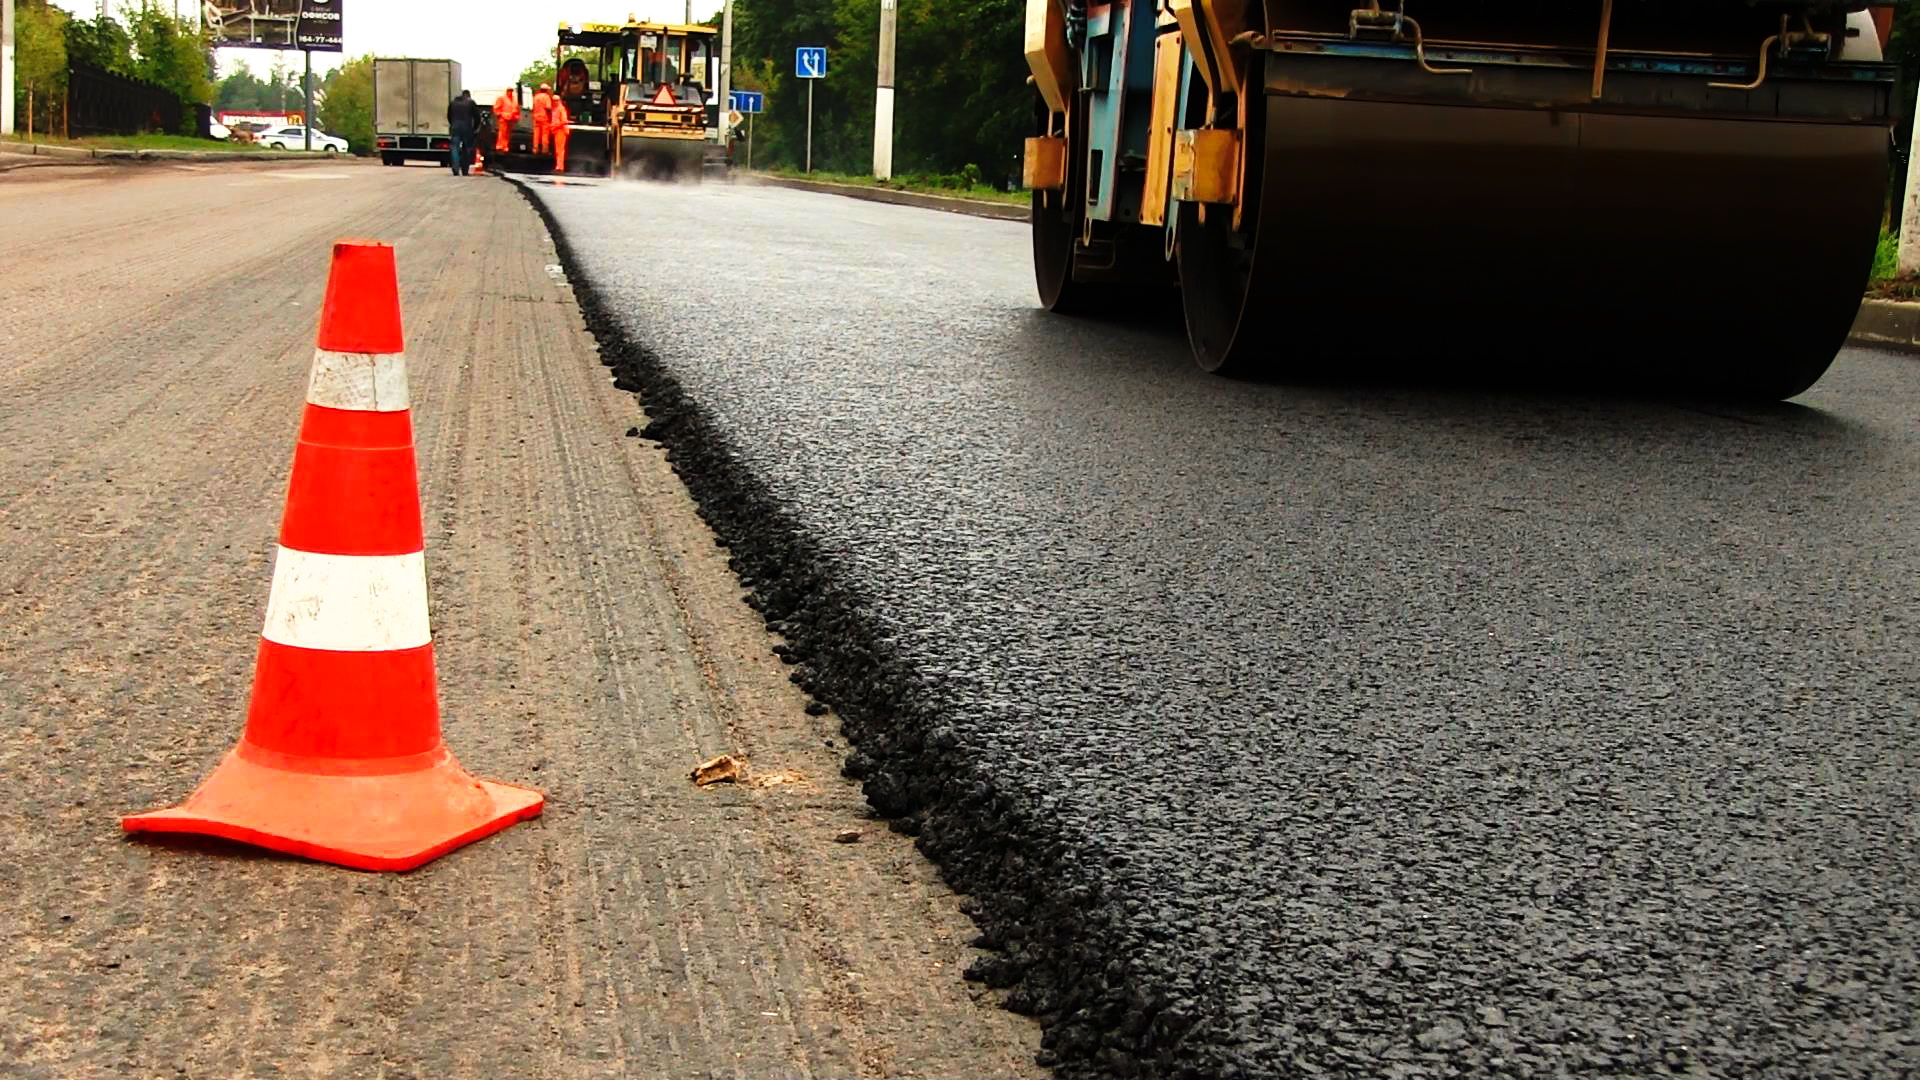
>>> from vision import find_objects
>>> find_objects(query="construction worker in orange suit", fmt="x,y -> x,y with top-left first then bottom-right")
550,95 -> 572,173
531,82 -> 554,155
493,87 -> 520,153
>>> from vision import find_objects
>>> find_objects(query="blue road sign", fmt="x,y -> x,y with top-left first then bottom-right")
795,47 -> 828,79
730,90 -> 765,114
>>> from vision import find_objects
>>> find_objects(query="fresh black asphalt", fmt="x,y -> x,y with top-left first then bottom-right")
515,174 -> 1920,1079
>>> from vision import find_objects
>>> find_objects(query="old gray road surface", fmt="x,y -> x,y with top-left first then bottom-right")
0,162 -> 1041,1077
524,176 -> 1920,1079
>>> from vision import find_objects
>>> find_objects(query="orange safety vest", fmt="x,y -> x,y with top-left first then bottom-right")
495,91 -> 520,123
550,100 -> 571,129
531,91 -> 553,124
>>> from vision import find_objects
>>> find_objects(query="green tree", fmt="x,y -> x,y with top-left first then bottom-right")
13,0 -> 69,138
40,5 -> 211,136
1890,8 -> 1919,135
1881,10 -> 1919,227
730,0 -> 1027,183
1890,6 -> 1919,78
733,0 -> 840,169
217,69 -> 276,112
63,13 -> 134,76
907,0 -> 1027,186
125,3 -> 213,130
319,55 -> 375,154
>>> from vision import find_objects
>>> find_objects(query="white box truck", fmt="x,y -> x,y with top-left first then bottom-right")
373,58 -> 463,166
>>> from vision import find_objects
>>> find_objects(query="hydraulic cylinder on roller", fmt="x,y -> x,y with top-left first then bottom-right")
1023,0 -> 1899,399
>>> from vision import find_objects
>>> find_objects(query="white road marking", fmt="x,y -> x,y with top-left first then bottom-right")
225,172 -> 352,186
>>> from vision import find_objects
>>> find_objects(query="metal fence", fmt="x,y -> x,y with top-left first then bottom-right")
66,63 -> 183,137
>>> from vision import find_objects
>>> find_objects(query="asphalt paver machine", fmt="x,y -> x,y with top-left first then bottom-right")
1024,1 -> 1900,399
494,19 -> 723,180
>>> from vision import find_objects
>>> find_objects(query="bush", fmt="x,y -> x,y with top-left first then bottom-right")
1873,228 -> 1899,282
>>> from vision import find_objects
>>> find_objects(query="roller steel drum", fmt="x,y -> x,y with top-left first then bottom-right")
619,135 -> 707,181
1178,77 -> 1889,398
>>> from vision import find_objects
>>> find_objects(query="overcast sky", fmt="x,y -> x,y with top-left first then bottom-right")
49,1 -> 715,90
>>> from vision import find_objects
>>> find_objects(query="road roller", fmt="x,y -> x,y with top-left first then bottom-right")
1023,1 -> 1899,398
492,19 -> 723,181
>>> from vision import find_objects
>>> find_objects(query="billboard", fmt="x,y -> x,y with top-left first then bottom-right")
203,1 -> 343,52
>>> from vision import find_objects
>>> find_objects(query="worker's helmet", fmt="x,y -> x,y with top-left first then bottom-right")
539,83 -> 551,92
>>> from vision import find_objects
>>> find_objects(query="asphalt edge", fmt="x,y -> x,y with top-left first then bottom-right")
739,173 -> 1029,222
0,138 -> 340,164
1849,299 -> 1920,352
499,172 -> 1227,1080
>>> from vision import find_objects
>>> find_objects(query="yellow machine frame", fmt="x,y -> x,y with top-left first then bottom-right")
553,19 -> 717,173
610,20 -> 712,172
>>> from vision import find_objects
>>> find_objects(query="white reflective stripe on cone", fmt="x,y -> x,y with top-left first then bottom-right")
261,547 -> 432,652
307,349 -> 410,412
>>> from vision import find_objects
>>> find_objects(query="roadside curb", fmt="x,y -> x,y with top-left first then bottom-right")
0,139 -> 339,164
741,173 -> 1027,222
1849,298 -> 1920,352
0,139 -> 93,160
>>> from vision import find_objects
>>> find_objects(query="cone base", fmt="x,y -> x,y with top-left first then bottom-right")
122,744 -> 544,872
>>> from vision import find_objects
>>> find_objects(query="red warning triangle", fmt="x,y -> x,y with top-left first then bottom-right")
651,84 -> 678,106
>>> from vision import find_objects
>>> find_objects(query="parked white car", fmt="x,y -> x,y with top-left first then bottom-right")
208,121 -> 231,140
258,126 -> 348,153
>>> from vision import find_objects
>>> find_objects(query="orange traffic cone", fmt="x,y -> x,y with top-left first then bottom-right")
473,145 -> 484,174
123,240 -> 544,872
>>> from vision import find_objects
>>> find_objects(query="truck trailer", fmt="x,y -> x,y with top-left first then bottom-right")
374,57 -> 465,167
1022,1 -> 1899,399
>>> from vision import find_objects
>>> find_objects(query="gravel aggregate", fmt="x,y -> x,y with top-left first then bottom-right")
516,174 -> 1920,1079
0,166 -> 1039,1076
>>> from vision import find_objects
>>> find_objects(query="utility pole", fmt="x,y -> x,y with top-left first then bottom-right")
1901,105 -> 1920,277
718,0 -> 732,150
3,0 -> 15,137
873,0 -> 895,180
302,48 -> 312,150
202,1 -> 215,90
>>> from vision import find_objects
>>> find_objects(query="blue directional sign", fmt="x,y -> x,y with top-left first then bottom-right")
730,90 -> 765,114
795,47 -> 828,79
